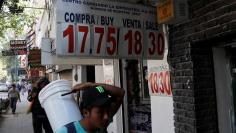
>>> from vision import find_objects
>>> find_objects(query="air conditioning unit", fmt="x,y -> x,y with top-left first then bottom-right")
157,0 -> 188,24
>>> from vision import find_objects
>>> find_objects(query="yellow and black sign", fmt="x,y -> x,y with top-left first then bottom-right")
157,0 -> 174,24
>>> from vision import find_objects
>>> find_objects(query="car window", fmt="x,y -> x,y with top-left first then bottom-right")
0,84 -> 8,91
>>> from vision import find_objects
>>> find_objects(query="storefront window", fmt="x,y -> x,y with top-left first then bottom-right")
125,60 -> 151,133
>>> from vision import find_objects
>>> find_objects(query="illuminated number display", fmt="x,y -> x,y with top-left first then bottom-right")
58,23 -> 165,59
144,30 -> 165,59
119,28 -> 143,58
106,27 -> 117,56
59,23 -> 76,55
93,26 -> 106,56
92,26 -> 118,57
77,24 -> 91,56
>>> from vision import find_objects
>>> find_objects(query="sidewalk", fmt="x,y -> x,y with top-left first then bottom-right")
0,93 -> 34,133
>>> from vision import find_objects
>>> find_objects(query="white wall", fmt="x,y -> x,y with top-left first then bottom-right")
95,65 -> 104,83
35,10 -> 49,47
151,96 -> 174,132
147,24 -> 174,133
148,58 -> 174,133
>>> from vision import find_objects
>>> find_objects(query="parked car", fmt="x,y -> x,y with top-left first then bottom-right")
0,83 -> 10,113
0,83 -> 8,92
0,95 -> 9,113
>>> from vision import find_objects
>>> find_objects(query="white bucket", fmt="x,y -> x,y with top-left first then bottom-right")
39,79 -> 82,132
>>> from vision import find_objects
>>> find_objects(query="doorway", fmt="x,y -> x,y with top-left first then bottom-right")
121,60 -> 151,133
213,47 -> 236,133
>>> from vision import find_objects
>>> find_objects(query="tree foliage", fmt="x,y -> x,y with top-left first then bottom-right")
0,0 -> 41,40
0,0 -> 43,81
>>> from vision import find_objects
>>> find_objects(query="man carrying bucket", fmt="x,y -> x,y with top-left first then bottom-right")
28,77 -> 53,133
57,82 -> 125,133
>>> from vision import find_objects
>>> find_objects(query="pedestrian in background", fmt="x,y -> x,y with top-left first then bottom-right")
21,82 -> 27,95
27,77 -> 53,133
16,82 -> 22,92
27,81 -> 32,95
8,84 -> 21,114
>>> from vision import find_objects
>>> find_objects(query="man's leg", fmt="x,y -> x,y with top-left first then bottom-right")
11,98 -> 16,114
10,98 -> 13,113
42,117 -> 53,133
32,115 -> 43,133
10,98 -> 13,109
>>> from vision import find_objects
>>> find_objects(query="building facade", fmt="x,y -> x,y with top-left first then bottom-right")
37,0 -> 174,133
34,0 -> 236,133
168,0 -> 236,133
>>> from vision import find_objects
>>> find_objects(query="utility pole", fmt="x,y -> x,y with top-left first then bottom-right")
15,55 -> 18,82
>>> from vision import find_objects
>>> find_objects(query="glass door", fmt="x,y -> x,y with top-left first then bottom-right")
122,60 -> 151,133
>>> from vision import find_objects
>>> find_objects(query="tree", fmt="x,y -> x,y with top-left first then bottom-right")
0,0 -> 42,39
0,0 -> 43,82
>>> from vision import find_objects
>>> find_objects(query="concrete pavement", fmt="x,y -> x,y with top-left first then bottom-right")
0,92 -> 34,133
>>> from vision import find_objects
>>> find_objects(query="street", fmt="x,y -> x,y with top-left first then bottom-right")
0,93 -> 34,133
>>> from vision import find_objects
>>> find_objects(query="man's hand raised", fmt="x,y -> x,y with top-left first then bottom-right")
72,82 -> 95,92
